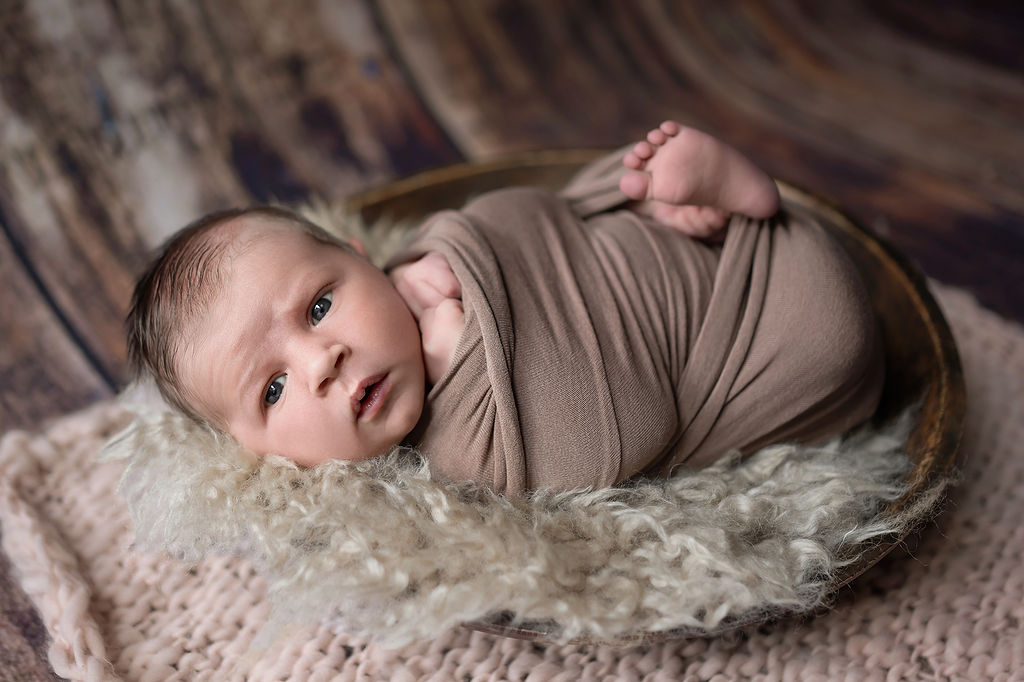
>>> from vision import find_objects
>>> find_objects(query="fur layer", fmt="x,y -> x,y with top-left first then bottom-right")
102,403 -> 929,646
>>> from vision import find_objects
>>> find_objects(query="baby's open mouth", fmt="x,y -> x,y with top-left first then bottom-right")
353,374 -> 388,420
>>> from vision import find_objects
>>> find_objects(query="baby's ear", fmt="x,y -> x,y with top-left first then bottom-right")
348,237 -> 368,258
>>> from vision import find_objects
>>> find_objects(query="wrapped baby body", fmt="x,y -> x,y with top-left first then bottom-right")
386,154 -> 884,495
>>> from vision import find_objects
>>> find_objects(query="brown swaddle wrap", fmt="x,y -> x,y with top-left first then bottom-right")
386,153 -> 883,495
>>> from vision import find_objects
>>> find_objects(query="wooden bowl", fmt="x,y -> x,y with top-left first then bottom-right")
343,151 -> 966,644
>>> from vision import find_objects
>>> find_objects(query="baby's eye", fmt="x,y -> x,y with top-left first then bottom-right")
264,375 -> 286,406
311,292 -> 333,325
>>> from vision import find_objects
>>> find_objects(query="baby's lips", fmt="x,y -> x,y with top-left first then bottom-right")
350,372 -> 387,419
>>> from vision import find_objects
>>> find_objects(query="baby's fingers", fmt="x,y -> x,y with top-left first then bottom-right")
419,252 -> 462,299
388,265 -> 428,318
388,252 -> 461,317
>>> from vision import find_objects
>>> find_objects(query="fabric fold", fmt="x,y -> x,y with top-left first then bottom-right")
387,152 -> 883,494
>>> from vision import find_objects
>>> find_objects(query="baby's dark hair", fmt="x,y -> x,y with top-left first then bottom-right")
126,205 -> 349,422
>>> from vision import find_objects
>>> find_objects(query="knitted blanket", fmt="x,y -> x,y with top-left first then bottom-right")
0,282 -> 1017,680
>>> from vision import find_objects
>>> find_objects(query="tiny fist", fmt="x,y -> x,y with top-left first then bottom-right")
421,252 -> 461,298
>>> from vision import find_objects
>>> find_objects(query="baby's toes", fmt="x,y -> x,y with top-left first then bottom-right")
698,206 -> 730,232
652,204 -> 729,239
659,120 -> 682,136
619,170 -> 652,201
623,150 -> 645,170
675,206 -> 729,237
646,127 -> 668,145
632,140 -> 655,160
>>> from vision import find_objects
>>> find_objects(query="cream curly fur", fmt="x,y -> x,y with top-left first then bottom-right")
102,390 -> 934,646
101,202 -> 941,646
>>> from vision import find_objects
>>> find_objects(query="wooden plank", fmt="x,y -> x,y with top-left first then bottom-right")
0,223 -> 113,432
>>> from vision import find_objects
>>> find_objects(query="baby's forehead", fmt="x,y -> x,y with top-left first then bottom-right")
210,216 -> 319,271
215,214 -> 303,250
177,217 -> 290,327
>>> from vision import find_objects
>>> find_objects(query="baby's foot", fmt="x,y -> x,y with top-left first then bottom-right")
620,122 -> 780,235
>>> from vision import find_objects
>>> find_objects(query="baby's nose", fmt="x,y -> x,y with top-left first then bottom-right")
308,344 -> 344,393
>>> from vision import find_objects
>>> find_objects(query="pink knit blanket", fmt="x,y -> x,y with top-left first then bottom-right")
0,283 -> 1020,681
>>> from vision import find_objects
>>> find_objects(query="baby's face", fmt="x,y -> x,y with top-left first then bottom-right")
179,219 -> 425,465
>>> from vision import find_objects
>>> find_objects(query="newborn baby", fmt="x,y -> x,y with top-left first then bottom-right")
127,122 -> 883,495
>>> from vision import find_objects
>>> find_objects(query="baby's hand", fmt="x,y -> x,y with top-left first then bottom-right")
389,252 -> 461,318
389,252 -> 464,384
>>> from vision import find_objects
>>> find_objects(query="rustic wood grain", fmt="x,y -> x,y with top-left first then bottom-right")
0,0 -> 1021,677
0,0 -> 462,431
378,0 -> 1023,314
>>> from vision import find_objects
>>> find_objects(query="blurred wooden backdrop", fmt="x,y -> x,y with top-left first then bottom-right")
1,1 -> 1021,678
